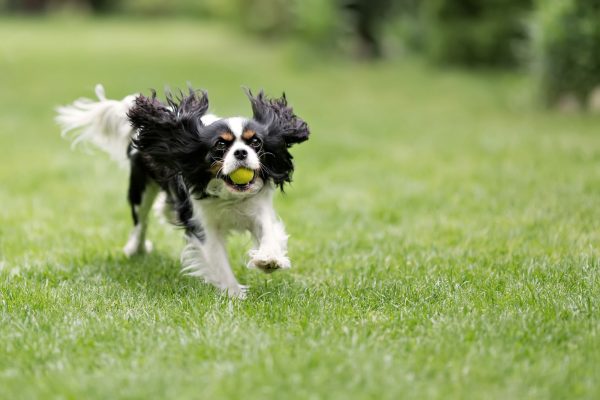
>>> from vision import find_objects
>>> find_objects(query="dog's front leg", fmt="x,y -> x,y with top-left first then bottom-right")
181,232 -> 247,299
247,206 -> 291,273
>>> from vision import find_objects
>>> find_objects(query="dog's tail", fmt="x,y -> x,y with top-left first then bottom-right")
56,84 -> 137,165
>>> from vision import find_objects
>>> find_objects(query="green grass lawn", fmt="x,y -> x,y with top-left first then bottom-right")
1,17 -> 599,399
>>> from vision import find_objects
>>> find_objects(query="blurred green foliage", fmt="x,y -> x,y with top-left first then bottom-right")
534,0 -> 600,107
4,0 -> 600,109
96,0 -> 341,47
421,0 -> 532,67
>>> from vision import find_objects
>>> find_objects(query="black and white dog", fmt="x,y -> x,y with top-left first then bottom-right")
56,85 -> 309,298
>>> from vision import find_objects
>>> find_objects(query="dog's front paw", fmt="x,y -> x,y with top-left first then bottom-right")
123,239 -> 153,257
223,284 -> 249,300
247,250 -> 291,273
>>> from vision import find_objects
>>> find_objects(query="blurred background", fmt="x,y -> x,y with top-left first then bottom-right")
2,0 -> 600,110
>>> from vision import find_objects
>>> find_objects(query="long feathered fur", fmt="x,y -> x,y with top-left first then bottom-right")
245,89 -> 310,189
128,89 -> 211,187
245,88 -> 310,146
55,84 -> 137,165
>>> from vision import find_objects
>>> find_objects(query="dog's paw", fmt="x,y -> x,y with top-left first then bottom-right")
123,239 -> 153,257
247,250 -> 291,273
223,284 -> 249,300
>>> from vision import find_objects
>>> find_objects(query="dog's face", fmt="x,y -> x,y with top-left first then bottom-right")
128,88 -> 309,198
200,117 -> 264,196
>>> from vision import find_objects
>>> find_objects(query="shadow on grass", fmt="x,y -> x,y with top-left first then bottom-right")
0,243 -> 307,306
66,249 -> 299,301
79,250 -> 209,297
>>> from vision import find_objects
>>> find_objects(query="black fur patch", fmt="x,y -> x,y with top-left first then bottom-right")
128,89 -> 214,194
168,175 -> 205,241
127,150 -> 148,226
245,89 -> 310,190
245,89 -> 310,146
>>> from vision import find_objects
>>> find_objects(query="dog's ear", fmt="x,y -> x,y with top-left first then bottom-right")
244,88 -> 310,147
128,89 -> 209,180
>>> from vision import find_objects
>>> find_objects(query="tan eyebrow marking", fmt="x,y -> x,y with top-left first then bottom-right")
242,130 -> 255,140
219,132 -> 234,141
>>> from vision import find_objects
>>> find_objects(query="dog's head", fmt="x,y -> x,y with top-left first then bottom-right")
128,88 -> 309,197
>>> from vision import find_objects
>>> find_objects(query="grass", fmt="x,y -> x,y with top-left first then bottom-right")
1,17 -> 599,399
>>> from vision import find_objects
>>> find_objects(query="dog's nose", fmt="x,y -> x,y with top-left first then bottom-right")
234,149 -> 248,160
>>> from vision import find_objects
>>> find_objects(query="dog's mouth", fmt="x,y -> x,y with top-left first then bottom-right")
221,172 -> 258,192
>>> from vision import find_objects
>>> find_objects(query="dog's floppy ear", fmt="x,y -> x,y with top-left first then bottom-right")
244,88 -> 310,147
128,88 -> 209,180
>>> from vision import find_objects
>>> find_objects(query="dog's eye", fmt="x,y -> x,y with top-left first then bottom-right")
249,137 -> 261,148
215,140 -> 227,151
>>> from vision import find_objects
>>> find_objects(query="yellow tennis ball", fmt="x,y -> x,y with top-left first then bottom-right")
229,168 -> 255,185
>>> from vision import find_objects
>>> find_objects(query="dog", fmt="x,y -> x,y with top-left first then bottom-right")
56,84 -> 310,298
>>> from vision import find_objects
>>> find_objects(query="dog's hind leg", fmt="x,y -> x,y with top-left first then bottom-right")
123,151 -> 159,257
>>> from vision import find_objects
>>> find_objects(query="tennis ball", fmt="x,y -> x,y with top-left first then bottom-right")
229,168 -> 255,185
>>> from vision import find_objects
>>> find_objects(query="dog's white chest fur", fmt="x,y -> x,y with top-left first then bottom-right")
197,183 -> 273,233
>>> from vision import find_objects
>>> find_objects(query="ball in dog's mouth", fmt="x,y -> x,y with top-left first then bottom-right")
223,168 -> 256,191
229,168 -> 255,184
